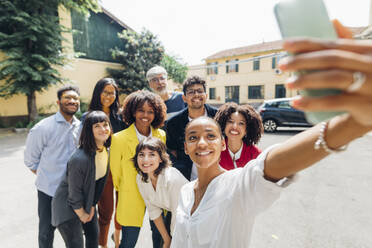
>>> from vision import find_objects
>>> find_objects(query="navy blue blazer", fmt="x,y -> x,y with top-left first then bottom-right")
165,104 -> 217,180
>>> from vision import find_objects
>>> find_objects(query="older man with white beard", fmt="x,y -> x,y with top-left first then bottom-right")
146,65 -> 186,119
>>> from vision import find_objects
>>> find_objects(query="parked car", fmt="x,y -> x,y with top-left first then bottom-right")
258,98 -> 312,132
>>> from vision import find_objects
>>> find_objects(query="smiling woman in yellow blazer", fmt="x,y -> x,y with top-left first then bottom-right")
110,90 -> 166,248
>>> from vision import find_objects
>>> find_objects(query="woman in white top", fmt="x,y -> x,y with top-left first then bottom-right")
134,137 -> 188,248
171,21 -> 372,248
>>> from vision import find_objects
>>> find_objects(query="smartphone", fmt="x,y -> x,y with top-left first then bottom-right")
274,0 -> 345,124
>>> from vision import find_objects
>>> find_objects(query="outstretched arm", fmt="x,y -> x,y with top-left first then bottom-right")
264,114 -> 371,180
264,21 -> 372,180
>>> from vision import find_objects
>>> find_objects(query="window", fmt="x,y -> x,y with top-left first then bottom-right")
248,85 -> 264,99
226,59 -> 239,73
253,57 -> 260,71
272,56 -> 277,69
275,84 -> 286,98
71,10 -> 126,62
207,62 -> 218,75
225,86 -> 240,104
278,101 -> 291,109
209,88 -> 216,100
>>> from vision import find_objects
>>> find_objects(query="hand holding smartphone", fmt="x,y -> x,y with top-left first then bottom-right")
274,0 -> 345,124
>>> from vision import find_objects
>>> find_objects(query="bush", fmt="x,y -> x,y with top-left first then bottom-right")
27,116 -> 47,129
15,121 -> 28,128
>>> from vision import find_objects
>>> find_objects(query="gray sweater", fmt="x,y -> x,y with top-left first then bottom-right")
51,148 -> 108,227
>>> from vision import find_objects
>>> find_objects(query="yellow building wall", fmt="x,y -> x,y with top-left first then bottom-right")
0,6 -> 123,118
205,50 -> 296,106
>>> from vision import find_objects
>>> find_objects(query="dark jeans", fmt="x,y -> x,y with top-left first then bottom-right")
57,210 -> 98,248
149,212 -> 172,248
38,190 -> 56,248
119,226 -> 141,248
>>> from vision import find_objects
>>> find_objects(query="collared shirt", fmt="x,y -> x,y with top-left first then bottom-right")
228,144 -> 243,169
134,124 -> 152,142
136,167 -> 188,235
188,111 -> 208,181
171,144 -> 291,248
24,111 -> 80,197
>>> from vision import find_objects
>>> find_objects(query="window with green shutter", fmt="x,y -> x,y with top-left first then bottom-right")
71,10 -> 126,62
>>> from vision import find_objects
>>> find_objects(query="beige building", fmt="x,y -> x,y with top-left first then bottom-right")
201,40 -> 291,107
0,6 -> 130,125
193,27 -> 368,107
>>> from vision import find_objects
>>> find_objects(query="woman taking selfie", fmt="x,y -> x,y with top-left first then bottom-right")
214,102 -> 263,170
110,90 -> 167,248
82,78 -> 126,248
170,22 -> 372,248
52,111 -> 111,248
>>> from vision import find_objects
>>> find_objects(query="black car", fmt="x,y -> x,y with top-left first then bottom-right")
258,98 -> 312,132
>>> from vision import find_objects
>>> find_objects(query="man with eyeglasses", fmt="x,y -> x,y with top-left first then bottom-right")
165,76 -> 217,181
24,85 -> 81,248
146,65 -> 186,119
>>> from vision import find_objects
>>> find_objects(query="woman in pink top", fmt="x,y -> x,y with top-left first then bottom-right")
214,102 -> 263,170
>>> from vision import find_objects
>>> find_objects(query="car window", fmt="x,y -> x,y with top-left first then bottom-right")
278,101 -> 291,109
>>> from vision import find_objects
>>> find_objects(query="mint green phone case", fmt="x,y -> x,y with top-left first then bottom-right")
274,0 -> 345,124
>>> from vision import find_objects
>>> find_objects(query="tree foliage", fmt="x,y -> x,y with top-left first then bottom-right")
161,54 -> 188,84
0,0 -> 99,121
108,29 -> 189,94
107,29 -> 164,95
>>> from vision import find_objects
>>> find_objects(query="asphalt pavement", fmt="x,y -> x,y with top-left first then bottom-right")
1,128 -> 371,248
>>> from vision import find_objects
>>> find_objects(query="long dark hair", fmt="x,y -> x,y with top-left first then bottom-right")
132,137 -> 171,182
88,78 -> 120,116
79,111 -> 112,154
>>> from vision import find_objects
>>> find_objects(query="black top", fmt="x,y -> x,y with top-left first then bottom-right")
164,104 -> 218,180
81,111 -> 127,134
51,148 -> 109,227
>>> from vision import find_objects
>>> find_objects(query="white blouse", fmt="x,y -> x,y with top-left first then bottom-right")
171,145 -> 290,248
136,166 -> 188,234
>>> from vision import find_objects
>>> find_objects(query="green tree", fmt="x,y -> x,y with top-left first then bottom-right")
0,0 -> 99,121
161,54 -> 188,84
107,29 -> 164,95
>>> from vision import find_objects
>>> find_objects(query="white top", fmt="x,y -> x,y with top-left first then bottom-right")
171,145 -> 290,248
134,124 -> 152,142
136,166 -> 188,234
188,111 -> 208,181
228,143 -> 243,169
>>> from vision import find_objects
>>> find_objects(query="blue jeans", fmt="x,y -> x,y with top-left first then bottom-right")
38,190 -> 56,248
119,226 -> 141,248
149,212 -> 172,248
57,210 -> 98,248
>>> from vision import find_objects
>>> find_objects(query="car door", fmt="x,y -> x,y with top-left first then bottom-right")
276,100 -> 302,124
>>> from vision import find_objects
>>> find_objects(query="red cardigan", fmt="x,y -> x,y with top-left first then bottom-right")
219,138 -> 261,170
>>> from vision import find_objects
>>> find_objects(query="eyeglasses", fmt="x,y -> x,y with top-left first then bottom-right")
62,95 -> 80,101
150,76 -> 167,83
102,91 -> 116,97
186,89 -> 205,96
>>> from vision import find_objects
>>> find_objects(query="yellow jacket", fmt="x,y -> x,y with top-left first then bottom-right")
110,124 -> 166,227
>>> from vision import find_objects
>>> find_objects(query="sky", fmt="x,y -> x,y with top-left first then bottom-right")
101,0 -> 370,65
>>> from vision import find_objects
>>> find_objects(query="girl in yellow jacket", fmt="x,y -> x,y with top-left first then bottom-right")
110,90 -> 167,248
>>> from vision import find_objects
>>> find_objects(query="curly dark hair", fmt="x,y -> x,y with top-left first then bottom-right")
214,102 -> 263,145
182,76 -> 206,95
121,90 -> 167,129
133,137 -> 172,183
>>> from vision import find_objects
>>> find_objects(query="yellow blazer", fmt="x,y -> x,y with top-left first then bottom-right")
110,124 -> 166,227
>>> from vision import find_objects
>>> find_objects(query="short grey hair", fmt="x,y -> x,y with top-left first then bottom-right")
146,65 -> 167,81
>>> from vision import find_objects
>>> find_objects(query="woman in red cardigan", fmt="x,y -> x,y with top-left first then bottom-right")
214,102 -> 264,170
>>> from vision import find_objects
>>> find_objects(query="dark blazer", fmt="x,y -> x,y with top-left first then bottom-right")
51,148 -> 109,227
165,104 -> 218,180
